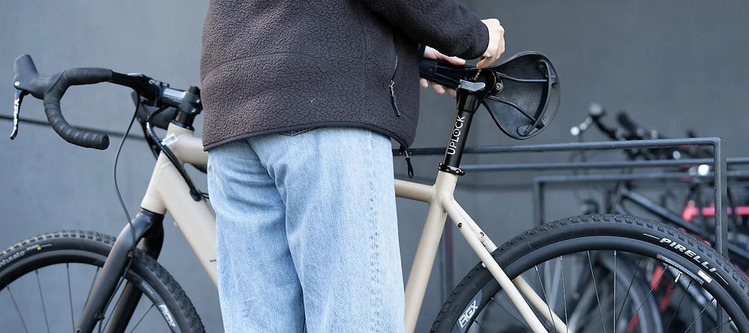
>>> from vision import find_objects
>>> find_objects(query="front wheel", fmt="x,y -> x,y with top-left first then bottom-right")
0,230 -> 205,332
432,214 -> 749,332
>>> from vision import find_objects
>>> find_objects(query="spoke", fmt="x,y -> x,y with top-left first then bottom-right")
489,296 -> 532,331
35,270 -> 51,333
102,267 -> 134,331
616,256 -> 644,323
68,263 -> 75,331
684,297 -> 716,332
573,284 -> 607,329
587,251 -> 608,333
89,266 -> 101,296
548,258 -> 562,310
6,286 -> 30,333
129,303 -> 155,333
665,279 -> 695,330
624,261 -> 666,331
88,267 -> 102,333
103,294 -> 115,331
560,256 -> 569,333
534,264 -> 556,332
705,319 -> 734,333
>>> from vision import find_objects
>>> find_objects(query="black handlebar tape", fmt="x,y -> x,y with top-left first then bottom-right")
43,67 -> 114,150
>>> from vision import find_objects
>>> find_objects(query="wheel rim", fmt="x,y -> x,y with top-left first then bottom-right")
0,252 -> 179,333
456,239 -> 746,333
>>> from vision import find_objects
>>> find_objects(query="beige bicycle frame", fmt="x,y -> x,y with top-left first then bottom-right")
138,123 -> 568,333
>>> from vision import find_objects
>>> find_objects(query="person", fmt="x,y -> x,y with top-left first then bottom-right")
200,0 -> 505,331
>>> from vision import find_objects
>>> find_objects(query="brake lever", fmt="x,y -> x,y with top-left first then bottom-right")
10,88 -> 28,140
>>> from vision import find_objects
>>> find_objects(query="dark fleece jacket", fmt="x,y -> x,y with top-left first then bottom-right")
200,0 -> 489,149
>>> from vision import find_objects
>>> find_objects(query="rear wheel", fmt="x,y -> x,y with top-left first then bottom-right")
431,214 -> 749,332
0,230 -> 204,332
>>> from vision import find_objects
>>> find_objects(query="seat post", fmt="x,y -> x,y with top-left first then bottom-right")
439,80 -> 485,176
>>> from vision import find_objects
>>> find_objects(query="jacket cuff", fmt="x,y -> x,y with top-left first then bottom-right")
460,19 -> 490,59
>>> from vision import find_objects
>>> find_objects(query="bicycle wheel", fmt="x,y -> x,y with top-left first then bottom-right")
0,230 -> 205,333
431,214 -> 749,332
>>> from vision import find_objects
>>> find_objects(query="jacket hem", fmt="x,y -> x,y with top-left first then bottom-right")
203,122 -> 408,151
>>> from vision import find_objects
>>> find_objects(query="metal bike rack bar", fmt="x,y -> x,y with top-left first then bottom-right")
6,108 -> 735,255
531,170 -> 749,227
463,156 -> 749,172
397,137 -> 732,256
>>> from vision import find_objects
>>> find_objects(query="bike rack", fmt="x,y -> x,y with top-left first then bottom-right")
7,113 -> 732,252
399,137 -> 733,257
396,138 -> 736,317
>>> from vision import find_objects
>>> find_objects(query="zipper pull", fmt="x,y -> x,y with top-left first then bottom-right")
405,150 -> 413,178
389,80 -> 401,117
400,148 -> 414,178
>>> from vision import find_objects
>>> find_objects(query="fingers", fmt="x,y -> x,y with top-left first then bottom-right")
420,46 -> 463,98
423,45 -> 467,66
478,18 -> 506,69
477,55 -> 499,69
420,79 -> 457,98
446,87 -> 457,98
430,81 -> 445,95
435,53 -> 466,66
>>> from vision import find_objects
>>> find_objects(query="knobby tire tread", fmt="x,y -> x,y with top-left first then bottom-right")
430,214 -> 749,332
0,230 -> 205,333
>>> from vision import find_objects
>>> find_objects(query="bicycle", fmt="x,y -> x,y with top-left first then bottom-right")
3,51 -> 749,333
559,106 -> 749,331
568,105 -> 749,270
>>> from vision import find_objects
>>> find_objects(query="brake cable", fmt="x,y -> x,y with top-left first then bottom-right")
145,107 -> 204,201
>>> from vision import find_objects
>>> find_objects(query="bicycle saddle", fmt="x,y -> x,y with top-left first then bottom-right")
420,52 -> 560,139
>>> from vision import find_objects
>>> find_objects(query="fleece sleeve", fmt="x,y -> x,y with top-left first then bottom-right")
358,0 -> 490,59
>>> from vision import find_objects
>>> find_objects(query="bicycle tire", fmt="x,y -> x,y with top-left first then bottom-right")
0,230 -> 205,333
431,214 -> 749,332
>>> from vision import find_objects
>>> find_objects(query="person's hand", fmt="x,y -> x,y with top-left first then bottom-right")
477,18 -> 505,69
420,46 -> 465,98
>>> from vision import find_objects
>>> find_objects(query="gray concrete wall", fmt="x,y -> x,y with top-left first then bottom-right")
2,1 -> 748,332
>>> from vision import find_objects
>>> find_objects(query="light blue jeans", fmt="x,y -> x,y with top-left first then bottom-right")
207,128 -> 405,332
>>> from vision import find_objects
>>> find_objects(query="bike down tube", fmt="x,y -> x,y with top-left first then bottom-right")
140,123 -> 218,285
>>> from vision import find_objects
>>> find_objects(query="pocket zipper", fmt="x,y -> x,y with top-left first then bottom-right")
389,39 -> 401,117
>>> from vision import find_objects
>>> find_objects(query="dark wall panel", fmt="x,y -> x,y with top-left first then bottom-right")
2,1 -> 748,331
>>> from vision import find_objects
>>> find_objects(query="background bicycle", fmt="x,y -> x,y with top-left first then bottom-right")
3,1 -> 749,332
562,105 -> 749,268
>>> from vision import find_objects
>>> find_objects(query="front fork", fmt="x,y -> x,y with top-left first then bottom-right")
75,208 -> 165,333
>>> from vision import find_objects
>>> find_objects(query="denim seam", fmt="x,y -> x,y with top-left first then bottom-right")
367,130 -> 381,332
